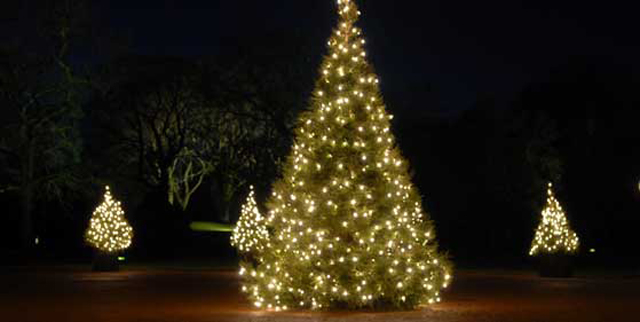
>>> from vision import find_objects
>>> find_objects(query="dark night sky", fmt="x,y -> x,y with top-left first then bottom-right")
4,0 -> 640,116
90,0 -> 640,116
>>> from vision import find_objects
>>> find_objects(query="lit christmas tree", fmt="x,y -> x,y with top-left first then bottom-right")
231,186 -> 269,255
239,0 -> 451,310
529,182 -> 579,256
85,186 -> 133,254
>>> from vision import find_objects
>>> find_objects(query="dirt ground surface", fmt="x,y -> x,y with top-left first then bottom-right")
0,267 -> 638,322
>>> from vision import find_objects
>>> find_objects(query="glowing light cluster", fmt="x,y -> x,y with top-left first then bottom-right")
231,186 -> 269,254
85,186 -> 133,253
238,0 -> 451,311
529,183 -> 579,256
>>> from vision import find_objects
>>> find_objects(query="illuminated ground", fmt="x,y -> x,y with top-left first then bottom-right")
1,266 -> 638,322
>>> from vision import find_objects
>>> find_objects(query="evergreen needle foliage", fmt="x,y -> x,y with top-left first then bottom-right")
85,186 -> 133,253
231,186 -> 269,254
239,0 -> 451,310
530,182 -> 579,256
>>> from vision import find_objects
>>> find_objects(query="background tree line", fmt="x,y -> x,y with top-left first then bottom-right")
1,0 -> 638,266
0,0 -> 313,257
395,60 -> 640,267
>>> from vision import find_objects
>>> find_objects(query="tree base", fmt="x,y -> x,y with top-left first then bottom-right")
92,252 -> 119,272
536,254 -> 574,278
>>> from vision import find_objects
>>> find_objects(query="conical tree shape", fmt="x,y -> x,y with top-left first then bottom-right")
530,182 -> 579,256
85,186 -> 133,253
239,0 -> 451,310
231,186 -> 269,254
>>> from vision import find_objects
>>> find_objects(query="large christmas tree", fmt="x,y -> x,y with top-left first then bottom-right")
529,182 -> 579,256
239,0 -> 451,310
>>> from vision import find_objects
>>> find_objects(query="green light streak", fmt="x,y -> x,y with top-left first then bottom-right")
190,221 -> 234,233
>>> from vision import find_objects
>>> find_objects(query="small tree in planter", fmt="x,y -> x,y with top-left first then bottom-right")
85,186 -> 133,271
529,182 -> 579,277
231,186 -> 269,265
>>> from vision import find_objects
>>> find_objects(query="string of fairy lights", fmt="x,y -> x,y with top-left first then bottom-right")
85,186 -> 133,253
231,186 -> 270,254
529,182 -> 579,256
236,0 -> 451,311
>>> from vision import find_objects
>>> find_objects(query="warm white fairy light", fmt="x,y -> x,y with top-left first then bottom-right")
231,186 -> 269,254
85,186 -> 133,253
529,182 -> 580,256
239,0 -> 451,310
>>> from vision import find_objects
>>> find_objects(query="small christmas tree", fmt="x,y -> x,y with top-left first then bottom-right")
231,186 -> 269,255
85,186 -> 133,270
239,0 -> 451,310
530,182 -> 579,256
